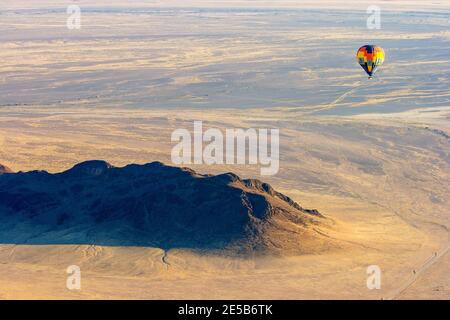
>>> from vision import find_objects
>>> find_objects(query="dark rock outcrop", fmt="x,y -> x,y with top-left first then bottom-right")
0,160 -> 325,252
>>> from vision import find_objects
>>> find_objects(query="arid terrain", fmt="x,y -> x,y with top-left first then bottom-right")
0,0 -> 449,299
0,106 -> 448,299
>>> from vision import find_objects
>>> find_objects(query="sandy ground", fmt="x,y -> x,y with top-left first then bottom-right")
0,106 -> 448,299
0,3 -> 449,299
2,1 -> 450,11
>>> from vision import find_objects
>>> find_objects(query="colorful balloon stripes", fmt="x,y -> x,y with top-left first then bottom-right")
357,45 -> 385,78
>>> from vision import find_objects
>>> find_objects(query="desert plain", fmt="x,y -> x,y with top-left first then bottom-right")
0,0 -> 449,299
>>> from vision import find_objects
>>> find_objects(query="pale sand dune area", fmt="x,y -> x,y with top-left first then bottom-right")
0,3 -> 449,299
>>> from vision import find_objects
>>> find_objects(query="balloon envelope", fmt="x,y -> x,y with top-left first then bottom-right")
357,45 -> 385,78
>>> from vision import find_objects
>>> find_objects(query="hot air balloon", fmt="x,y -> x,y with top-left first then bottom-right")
356,45 -> 385,79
